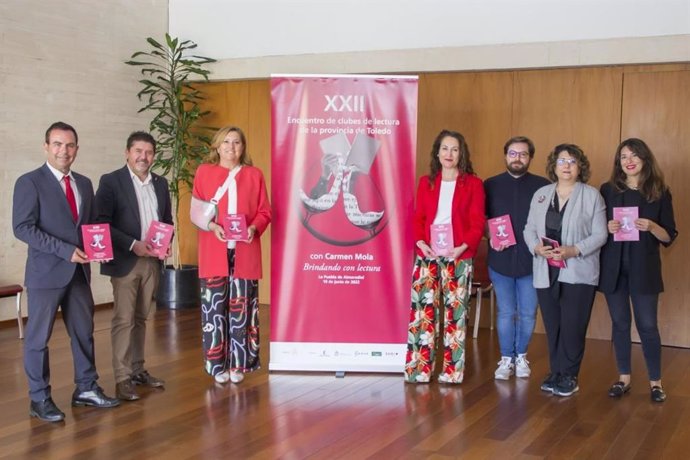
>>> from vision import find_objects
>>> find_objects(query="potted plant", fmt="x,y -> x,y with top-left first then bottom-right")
126,34 -> 216,308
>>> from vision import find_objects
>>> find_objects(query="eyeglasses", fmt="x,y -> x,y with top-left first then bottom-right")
507,150 -> 530,159
556,158 -> 577,166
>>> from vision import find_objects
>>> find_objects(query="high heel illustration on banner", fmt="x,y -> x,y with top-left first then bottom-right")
299,156 -> 344,222
299,132 -> 386,245
342,168 -> 384,233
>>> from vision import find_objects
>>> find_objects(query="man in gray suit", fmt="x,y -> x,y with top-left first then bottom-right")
95,131 -> 172,401
12,121 -> 120,423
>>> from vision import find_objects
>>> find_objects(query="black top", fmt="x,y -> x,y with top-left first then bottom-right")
545,191 -> 567,284
598,182 -> 678,295
484,171 -> 550,278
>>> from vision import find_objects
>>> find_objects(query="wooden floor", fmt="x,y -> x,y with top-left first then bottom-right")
1,307 -> 689,460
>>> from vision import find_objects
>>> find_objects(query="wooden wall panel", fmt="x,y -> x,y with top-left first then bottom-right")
246,80 -> 272,302
417,72 -> 513,182
512,67 -> 623,185
621,70 -> 690,347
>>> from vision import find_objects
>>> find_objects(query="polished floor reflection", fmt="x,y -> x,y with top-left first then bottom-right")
1,306 -> 688,459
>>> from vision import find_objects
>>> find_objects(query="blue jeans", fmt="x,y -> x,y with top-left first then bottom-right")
489,268 -> 538,357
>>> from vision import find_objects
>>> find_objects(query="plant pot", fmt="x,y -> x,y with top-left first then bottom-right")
156,264 -> 200,309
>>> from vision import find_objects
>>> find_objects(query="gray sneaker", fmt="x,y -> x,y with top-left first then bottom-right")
494,357 -> 514,380
515,354 -> 531,378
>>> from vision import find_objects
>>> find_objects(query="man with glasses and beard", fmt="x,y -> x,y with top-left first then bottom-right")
484,136 -> 549,381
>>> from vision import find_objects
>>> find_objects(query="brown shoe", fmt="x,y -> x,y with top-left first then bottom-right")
116,380 -> 140,401
131,371 -> 165,388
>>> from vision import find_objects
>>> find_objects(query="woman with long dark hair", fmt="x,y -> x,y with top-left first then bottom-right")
404,129 -> 485,384
599,138 -> 677,402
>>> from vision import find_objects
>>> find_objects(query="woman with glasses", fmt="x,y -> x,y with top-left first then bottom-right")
523,144 -> 607,397
599,139 -> 677,402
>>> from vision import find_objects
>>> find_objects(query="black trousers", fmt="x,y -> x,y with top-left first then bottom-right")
605,269 -> 661,380
24,268 -> 99,401
537,282 -> 596,377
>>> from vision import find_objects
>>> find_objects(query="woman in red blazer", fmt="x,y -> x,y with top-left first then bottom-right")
404,129 -> 486,384
192,126 -> 271,385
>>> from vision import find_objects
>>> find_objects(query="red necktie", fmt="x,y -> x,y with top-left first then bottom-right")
63,175 -> 78,221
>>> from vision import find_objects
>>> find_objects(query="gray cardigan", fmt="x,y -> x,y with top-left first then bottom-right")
523,182 -> 607,288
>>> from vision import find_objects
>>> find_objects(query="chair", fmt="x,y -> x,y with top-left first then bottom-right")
0,284 -> 24,339
471,239 -> 494,339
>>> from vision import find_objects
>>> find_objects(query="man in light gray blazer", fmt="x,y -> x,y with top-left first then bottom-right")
12,122 -> 119,423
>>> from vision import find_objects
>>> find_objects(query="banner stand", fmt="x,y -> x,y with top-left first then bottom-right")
270,74 -> 418,373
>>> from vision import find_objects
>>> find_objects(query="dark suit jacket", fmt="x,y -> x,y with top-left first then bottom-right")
12,164 -> 95,289
95,165 -> 173,278
598,182 -> 678,295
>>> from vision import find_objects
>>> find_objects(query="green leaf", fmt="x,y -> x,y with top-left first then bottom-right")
147,37 -> 164,49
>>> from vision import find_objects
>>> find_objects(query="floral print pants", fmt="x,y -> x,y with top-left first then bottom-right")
200,250 -> 260,377
404,255 -> 473,384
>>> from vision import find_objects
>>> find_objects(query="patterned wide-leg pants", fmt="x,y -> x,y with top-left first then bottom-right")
200,250 -> 260,377
404,255 -> 473,384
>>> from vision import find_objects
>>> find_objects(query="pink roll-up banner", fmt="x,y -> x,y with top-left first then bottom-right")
270,74 -> 418,372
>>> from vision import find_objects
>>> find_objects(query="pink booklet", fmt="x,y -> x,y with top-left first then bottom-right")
613,207 -> 639,242
224,214 -> 249,241
145,220 -> 174,259
430,223 -> 453,257
81,223 -> 113,262
488,214 -> 517,249
541,236 -> 566,268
